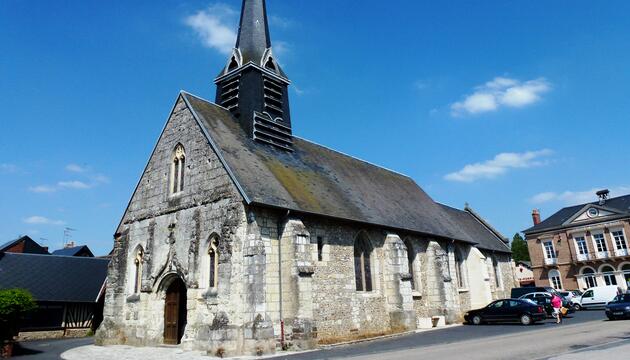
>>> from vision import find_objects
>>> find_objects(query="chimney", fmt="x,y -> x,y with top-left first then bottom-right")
532,209 -> 541,225
596,189 -> 610,205
64,241 -> 76,249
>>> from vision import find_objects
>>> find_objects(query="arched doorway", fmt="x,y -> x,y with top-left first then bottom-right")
164,277 -> 187,345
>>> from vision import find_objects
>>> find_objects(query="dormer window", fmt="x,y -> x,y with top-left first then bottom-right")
264,57 -> 276,71
171,144 -> 186,194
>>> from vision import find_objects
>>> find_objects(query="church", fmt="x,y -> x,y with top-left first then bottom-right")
95,0 -> 515,356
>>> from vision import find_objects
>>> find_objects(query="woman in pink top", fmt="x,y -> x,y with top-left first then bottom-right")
551,294 -> 563,324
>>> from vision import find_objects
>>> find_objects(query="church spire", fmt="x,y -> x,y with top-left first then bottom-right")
214,0 -> 293,151
235,0 -> 271,65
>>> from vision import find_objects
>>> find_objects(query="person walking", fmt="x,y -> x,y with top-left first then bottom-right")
551,293 -> 563,324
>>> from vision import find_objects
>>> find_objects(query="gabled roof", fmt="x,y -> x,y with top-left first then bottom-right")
51,245 -> 94,257
437,204 -> 511,253
524,194 -> 630,235
0,253 -> 108,303
181,92 -> 475,243
0,236 -> 49,255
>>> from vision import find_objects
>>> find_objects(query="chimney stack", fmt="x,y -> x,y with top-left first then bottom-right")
532,209 -> 541,225
596,189 -> 610,205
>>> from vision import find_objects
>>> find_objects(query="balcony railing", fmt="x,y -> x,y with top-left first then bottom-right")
596,251 -> 611,259
576,253 -> 592,261
544,257 -> 558,265
615,248 -> 629,257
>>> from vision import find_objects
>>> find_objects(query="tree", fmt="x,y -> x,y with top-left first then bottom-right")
0,288 -> 37,358
511,233 -> 530,262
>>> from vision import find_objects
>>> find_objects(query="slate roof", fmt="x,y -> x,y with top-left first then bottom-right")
181,92 -> 476,244
437,204 -> 511,253
524,194 -> 630,235
0,253 -> 109,303
0,236 -> 49,255
51,245 -> 94,257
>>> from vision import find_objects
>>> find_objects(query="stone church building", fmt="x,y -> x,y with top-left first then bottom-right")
96,0 -> 515,355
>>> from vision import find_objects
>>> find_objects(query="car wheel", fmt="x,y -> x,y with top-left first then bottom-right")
607,316 -> 616,321
520,314 -> 532,326
573,304 -> 582,311
471,315 -> 482,325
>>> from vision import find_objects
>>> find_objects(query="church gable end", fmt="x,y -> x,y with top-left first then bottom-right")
119,95 -> 244,229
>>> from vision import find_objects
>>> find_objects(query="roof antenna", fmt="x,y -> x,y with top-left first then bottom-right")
63,227 -> 76,247
596,189 -> 609,205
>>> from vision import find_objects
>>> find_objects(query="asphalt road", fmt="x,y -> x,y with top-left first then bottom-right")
11,337 -> 93,360
11,309 -> 610,359
274,309 -> 608,359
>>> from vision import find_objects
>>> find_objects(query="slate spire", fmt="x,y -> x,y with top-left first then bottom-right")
235,0 -> 272,65
214,0 -> 293,151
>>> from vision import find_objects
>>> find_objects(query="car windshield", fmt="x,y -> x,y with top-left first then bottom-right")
613,294 -> 630,303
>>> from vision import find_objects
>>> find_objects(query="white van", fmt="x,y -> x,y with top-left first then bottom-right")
578,286 -> 620,309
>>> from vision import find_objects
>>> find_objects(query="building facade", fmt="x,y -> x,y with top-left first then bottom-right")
95,0 -> 515,356
524,191 -> 630,292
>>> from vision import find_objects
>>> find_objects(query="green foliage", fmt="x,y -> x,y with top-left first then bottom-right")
511,233 -> 531,262
0,289 -> 37,341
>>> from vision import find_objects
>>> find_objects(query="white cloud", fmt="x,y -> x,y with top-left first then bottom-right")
66,164 -> 87,173
185,4 -> 238,55
29,185 -> 58,193
530,186 -> 630,205
445,149 -> 553,183
269,15 -> 294,29
23,216 -> 65,226
272,40 -> 290,56
451,77 -> 551,116
58,180 -> 91,189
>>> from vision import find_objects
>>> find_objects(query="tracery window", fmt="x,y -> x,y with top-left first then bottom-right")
354,234 -> 373,292
171,144 -> 186,194
208,236 -> 219,289
134,247 -> 144,294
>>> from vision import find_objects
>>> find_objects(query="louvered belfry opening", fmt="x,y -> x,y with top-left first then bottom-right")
214,0 -> 293,152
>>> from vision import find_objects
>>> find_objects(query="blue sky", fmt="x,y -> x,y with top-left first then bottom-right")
2,1 -> 630,255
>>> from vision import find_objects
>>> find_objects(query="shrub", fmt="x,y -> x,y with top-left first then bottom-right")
0,289 -> 37,341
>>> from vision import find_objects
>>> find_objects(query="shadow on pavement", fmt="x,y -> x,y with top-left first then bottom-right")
11,343 -> 44,357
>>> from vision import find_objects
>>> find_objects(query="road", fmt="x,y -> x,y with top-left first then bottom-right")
14,310 -> 627,360
274,309 -> 623,360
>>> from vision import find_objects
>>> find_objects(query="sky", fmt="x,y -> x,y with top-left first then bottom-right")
2,0 -> 630,256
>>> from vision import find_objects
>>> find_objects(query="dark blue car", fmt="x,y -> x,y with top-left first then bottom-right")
464,299 -> 547,325
605,294 -> 630,320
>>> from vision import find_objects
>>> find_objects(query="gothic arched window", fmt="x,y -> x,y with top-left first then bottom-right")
171,144 -> 186,194
134,247 -> 144,294
493,256 -> 502,289
354,233 -> 373,292
455,249 -> 466,289
405,240 -> 416,291
208,236 -> 219,289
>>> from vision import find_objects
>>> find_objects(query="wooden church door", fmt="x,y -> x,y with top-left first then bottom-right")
164,279 -> 186,344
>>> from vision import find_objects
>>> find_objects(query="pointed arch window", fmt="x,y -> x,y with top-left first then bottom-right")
208,236 -> 219,289
405,240 -> 416,291
455,249 -> 466,289
171,144 -> 186,194
493,256 -> 502,289
134,247 -> 144,294
354,234 -> 373,292
265,57 -> 276,71
228,56 -> 239,71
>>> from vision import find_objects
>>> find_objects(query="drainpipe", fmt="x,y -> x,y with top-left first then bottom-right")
277,210 -> 290,349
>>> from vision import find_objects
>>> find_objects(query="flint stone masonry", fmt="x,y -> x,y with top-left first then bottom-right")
95,96 -> 516,356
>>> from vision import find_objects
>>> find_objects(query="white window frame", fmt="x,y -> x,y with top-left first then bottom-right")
542,240 -> 556,259
611,228 -> 628,250
549,269 -> 562,290
573,234 -> 589,261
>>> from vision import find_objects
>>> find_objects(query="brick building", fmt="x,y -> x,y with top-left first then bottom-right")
524,190 -> 630,291
95,0 -> 515,356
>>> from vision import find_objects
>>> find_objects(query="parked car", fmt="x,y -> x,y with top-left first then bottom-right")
558,291 -> 581,310
578,286 -> 620,310
464,299 -> 547,325
605,294 -> 630,320
510,286 -> 558,299
519,292 -> 574,315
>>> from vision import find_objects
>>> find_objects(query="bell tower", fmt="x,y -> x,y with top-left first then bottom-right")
214,0 -> 292,151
